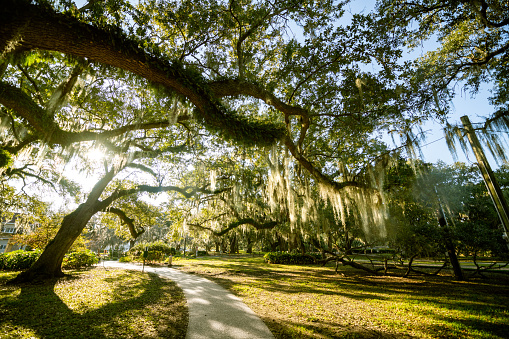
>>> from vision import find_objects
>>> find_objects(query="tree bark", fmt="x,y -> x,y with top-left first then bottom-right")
9,202 -> 98,283
246,234 -> 253,254
9,167 -> 118,283
0,1 -> 285,147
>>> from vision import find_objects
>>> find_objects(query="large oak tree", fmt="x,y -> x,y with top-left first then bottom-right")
0,0 -> 458,281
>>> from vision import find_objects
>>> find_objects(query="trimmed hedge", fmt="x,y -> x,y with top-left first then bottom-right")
264,252 -> 322,265
118,256 -> 132,263
0,249 -> 98,270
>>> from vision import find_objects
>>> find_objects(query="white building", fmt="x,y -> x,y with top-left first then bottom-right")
0,215 -> 26,253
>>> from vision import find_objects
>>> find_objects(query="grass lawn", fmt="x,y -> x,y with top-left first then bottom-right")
0,267 -> 187,339
176,255 -> 509,339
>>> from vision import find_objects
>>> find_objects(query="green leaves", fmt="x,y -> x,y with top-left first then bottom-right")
377,0 -> 509,117
0,149 -> 12,168
263,252 -> 321,264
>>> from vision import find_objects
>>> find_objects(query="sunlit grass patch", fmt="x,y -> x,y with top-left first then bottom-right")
178,255 -> 509,339
0,267 -> 187,338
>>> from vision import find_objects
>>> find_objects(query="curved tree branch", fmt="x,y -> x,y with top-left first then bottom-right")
214,218 -> 278,236
0,81 -> 191,146
0,0 -> 285,147
102,206 -> 145,239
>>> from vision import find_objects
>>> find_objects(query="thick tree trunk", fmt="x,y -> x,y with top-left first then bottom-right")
344,231 -> 353,255
327,233 -> 333,252
246,234 -> 253,254
229,234 -> 238,254
129,239 -> 136,250
270,239 -> 278,252
298,234 -> 306,254
9,203 -> 96,283
288,233 -> 295,252
9,169 -> 117,284
221,238 -> 228,253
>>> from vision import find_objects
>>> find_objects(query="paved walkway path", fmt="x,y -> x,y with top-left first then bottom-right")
100,261 -> 274,339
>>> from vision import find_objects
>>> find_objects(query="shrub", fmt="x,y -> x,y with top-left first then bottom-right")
190,250 -> 208,257
118,256 -> 132,263
264,252 -> 321,265
0,250 -> 41,270
0,249 -> 98,271
128,241 -> 176,262
62,249 -> 98,269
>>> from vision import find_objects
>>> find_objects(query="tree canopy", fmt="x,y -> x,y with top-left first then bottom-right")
1,0 -> 508,281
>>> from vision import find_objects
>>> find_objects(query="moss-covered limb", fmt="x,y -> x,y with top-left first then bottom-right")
187,222 -> 217,234
188,217 -> 278,236
337,257 -> 380,275
102,206 -> 145,239
125,163 -> 158,177
283,135 -> 364,192
208,79 -> 309,119
0,81 -> 192,147
0,81 -> 63,142
214,195 -> 280,236
0,0 -> 284,147
402,255 -> 448,278
137,184 -> 230,198
16,64 -> 44,105
3,166 -> 58,190
46,60 -> 89,116
0,81 -> 98,145
0,109 -> 39,154
95,184 -> 229,217
209,78 -> 309,147
128,143 -> 190,161
214,218 -> 278,236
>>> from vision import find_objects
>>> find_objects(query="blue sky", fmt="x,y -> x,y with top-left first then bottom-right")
419,89 -> 493,165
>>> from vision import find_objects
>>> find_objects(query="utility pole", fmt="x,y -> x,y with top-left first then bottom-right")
461,115 -> 509,250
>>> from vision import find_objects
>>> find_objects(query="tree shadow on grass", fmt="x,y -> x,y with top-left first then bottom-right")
260,316 -> 407,339
424,315 -> 508,338
0,269 -> 187,338
181,258 -> 509,338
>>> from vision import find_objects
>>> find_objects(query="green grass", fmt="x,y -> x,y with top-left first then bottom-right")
2,257 -> 506,338
0,267 -> 188,339
176,255 -> 509,339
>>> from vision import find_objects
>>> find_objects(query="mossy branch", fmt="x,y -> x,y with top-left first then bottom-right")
0,0 -> 285,147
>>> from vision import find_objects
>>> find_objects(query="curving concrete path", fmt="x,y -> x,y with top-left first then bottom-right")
100,261 -> 274,339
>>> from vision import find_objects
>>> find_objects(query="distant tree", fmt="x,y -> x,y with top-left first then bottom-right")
12,212 -> 87,251
385,160 -> 509,270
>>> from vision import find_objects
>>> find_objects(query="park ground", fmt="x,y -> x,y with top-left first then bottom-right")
1,255 -> 508,338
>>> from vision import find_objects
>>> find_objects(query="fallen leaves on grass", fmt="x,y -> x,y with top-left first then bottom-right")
0,268 -> 187,339
177,255 -> 509,339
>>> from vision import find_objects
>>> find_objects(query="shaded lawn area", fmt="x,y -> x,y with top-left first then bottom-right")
0,267 -> 187,339
176,255 -> 509,339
